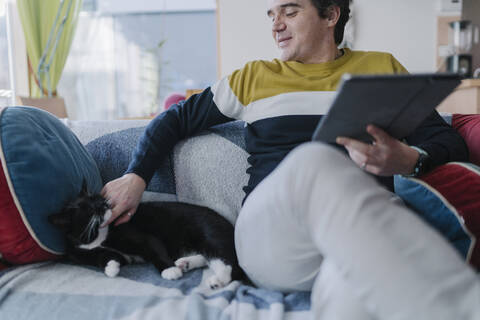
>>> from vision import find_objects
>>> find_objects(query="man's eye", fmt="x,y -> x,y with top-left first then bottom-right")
286,11 -> 298,17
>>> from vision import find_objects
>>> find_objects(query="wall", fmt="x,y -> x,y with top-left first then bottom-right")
352,0 -> 438,72
217,0 -> 444,77
217,0 -> 278,77
462,0 -> 480,72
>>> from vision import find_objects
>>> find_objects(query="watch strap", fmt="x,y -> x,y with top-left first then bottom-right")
404,147 -> 430,177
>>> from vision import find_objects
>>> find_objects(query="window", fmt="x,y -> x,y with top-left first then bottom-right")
58,0 -> 217,120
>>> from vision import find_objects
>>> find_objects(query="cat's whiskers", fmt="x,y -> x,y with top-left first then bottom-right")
79,215 -> 109,250
79,220 -> 92,240
80,215 -> 102,243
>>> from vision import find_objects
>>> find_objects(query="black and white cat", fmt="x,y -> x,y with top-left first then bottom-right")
49,183 -> 246,289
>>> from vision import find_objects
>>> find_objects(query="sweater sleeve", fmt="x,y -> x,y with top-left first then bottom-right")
405,110 -> 469,171
125,86 -> 235,184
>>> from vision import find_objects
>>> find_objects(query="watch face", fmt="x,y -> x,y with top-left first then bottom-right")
415,152 -> 430,177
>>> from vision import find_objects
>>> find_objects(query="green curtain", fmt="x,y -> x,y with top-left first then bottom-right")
17,0 -> 82,97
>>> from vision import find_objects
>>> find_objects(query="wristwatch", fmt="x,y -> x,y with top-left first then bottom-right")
405,147 -> 430,177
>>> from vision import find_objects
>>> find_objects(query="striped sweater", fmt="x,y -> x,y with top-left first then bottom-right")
126,49 -> 468,201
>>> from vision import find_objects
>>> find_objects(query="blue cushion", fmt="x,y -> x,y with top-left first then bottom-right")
0,106 -> 102,256
86,127 -> 176,195
394,163 -> 480,269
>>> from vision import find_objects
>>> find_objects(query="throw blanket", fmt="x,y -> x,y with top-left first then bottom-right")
0,262 -> 310,319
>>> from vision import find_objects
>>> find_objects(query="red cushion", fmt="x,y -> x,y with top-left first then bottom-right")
422,164 -> 480,269
394,162 -> 480,270
452,114 -> 480,166
0,160 -> 57,264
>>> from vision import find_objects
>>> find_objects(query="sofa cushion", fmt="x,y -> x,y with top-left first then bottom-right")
86,126 -> 177,201
452,114 -> 480,166
0,106 -> 102,265
84,121 -> 248,224
173,122 -> 248,224
394,162 -> 480,270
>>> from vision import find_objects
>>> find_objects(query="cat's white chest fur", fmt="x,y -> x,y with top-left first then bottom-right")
78,210 -> 111,250
78,226 -> 109,250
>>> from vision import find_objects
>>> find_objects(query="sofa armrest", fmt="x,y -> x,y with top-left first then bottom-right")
63,119 -> 150,145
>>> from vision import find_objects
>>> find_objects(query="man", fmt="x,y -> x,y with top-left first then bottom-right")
102,0 -> 480,319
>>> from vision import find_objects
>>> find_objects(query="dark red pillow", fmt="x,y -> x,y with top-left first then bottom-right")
394,162 -> 480,270
0,160 -> 57,264
452,114 -> 480,166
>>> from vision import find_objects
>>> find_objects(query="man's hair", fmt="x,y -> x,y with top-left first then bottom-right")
310,0 -> 351,45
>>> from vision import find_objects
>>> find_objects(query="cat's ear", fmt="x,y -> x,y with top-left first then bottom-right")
48,212 -> 72,230
80,179 -> 89,196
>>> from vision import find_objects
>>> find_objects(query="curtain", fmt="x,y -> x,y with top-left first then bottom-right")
17,0 -> 82,97
58,13 -> 163,120
57,14 -> 118,120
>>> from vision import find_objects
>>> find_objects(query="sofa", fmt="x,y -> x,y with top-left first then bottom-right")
0,106 -> 479,320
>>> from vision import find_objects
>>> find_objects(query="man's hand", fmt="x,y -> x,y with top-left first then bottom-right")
101,173 -> 146,226
336,125 -> 419,176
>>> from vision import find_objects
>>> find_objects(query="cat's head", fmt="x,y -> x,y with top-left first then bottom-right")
49,181 -> 111,247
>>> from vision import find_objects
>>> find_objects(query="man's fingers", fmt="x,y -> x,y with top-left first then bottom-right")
114,216 -> 128,226
114,212 -> 133,226
103,212 -> 118,227
366,125 -> 390,144
103,209 -> 127,227
101,202 -> 122,225
336,136 -> 371,154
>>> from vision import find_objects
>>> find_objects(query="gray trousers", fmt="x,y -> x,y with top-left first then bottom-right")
235,142 -> 480,320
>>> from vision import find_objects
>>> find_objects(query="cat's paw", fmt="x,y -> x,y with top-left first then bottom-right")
207,259 -> 232,290
175,258 -> 190,272
161,266 -> 183,280
207,274 -> 230,290
175,255 -> 207,272
104,260 -> 120,278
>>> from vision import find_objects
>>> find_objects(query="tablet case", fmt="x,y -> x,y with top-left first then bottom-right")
312,73 -> 462,143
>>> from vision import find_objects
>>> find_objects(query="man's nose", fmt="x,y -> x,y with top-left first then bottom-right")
272,16 -> 286,33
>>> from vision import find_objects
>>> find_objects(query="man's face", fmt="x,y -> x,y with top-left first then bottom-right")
267,0 -> 335,63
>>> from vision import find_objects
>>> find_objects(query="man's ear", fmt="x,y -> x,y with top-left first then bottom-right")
48,211 -> 71,231
326,5 -> 341,27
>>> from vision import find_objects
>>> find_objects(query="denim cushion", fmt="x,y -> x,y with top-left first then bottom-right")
0,106 -> 102,262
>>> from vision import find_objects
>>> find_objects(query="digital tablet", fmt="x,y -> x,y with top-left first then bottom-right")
311,73 -> 461,144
